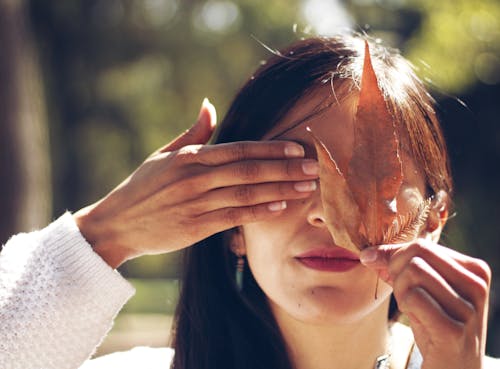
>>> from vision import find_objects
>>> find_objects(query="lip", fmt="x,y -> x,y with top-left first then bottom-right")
295,246 -> 360,272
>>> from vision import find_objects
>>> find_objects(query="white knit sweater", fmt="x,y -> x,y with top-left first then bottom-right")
1,214 -> 499,369
0,213 -> 173,369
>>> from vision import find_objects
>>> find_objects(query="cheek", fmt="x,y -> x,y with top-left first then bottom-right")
245,242 -> 284,285
242,222 -> 291,293
241,209 -> 306,267
243,233 -> 301,317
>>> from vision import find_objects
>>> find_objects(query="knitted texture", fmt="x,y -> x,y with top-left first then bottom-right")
0,213 -> 135,369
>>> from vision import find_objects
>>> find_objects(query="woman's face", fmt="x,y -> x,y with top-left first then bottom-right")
239,87 -> 427,325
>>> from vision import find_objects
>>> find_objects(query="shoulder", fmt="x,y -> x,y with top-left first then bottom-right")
80,347 -> 175,369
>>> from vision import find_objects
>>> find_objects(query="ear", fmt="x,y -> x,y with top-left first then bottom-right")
228,227 -> 246,256
423,190 -> 449,243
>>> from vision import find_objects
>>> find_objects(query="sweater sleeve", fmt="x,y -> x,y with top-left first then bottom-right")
0,213 -> 136,369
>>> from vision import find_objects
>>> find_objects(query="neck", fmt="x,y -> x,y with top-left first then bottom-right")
271,300 -> 391,369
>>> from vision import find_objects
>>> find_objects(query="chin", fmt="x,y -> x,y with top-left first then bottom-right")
284,286 -> 393,325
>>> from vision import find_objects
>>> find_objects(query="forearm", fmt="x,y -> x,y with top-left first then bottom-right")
0,213 -> 135,369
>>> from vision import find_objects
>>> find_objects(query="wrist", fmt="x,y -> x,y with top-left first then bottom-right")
73,204 -> 132,269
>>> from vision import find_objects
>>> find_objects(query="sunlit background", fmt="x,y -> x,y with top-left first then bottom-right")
1,0 -> 499,357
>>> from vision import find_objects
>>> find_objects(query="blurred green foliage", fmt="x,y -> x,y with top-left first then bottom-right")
406,0 -> 500,92
27,0 -> 500,354
123,279 -> 179,315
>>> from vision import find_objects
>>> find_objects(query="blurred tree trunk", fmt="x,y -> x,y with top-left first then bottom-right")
0,0 -> 51,245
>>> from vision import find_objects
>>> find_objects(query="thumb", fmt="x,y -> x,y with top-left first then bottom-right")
359,243 -> 405,268
159,98 -> 217,153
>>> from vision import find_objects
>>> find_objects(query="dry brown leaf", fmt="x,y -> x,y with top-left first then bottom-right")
308,127 -> 363,252
309,41 -> 404,251
347,41 -> 403,246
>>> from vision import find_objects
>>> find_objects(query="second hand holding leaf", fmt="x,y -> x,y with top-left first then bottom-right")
360,240 -> 491,369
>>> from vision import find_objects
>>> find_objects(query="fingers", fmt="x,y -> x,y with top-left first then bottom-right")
360,243 -> 400,268
399,246 -> 488,307
202,158 -> 319,189
151,141 -> 317,200
159,98 -> 217,153
399,287 -> 465,340
176,140 -> 306,166
361,240 -> 490,309
191,180 -> 317,213
434,246 -> 492,285
360,237 -> 490,352
187,180 -> 318,240
392,256 -> 475,323
198,200 -> 289,231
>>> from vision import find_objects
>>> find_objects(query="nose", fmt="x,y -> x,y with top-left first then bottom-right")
305,188 -> 328,228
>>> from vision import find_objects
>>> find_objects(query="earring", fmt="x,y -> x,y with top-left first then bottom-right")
235,255 -> 245,291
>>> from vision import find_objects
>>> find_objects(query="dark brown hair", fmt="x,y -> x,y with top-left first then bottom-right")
170,35 -> 452,369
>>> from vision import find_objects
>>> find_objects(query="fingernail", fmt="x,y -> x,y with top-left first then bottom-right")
302,160 -> 319,176
200,97 -> 217,128
268,201 -> 287,211
294,181 -> 317,192
199,98 -> 209,117
284,143 -> 305,158
360,248 -> 378,264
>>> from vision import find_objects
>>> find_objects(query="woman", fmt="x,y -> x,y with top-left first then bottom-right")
0,35 -> 497,369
